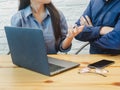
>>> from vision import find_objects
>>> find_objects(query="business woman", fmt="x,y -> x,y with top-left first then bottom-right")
11,0 -> 75,54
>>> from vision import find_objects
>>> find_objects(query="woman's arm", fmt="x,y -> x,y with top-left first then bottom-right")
61,26 -> 84,49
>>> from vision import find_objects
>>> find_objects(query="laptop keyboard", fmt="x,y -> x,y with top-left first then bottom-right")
49,63 -> 65,72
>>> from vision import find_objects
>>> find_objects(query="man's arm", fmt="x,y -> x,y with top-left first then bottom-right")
94,18 -> 120,50
75,0 -> 102,41
75,0 -> 93,26
75,15 -> 114,42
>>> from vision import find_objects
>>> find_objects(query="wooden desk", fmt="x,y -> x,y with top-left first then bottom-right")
0,54 -> 120,90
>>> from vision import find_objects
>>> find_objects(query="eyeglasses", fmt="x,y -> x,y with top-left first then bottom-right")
78,67 -> 109,77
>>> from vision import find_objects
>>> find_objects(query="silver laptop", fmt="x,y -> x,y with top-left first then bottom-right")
5,26 -> 79,76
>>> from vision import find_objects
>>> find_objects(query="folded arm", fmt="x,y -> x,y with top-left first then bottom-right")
94,18 -> 120,50
75,15 -> 120,50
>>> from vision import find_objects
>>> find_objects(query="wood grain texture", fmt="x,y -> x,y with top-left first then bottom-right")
0,54 -> 120,90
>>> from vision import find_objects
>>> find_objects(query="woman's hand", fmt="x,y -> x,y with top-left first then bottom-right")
61,15 -> 92,50
66,25 -> 84,39
62,25 -> 84,50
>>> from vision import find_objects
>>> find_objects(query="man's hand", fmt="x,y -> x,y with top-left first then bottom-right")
66,25 -> 84,39
80,15 -> 93,26
100,27 -> 114,35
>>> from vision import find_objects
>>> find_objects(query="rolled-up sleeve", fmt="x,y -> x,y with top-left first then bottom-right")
94,17 -> 120,50
58,10 -> 72,52
75,25 -> 101,41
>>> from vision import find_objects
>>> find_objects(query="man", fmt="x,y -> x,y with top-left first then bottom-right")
75,0 -> 120,54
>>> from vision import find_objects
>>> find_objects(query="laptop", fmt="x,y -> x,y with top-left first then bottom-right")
5,26 -> 79,76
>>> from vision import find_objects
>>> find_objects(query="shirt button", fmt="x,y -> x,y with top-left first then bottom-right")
42,23 -> 46,29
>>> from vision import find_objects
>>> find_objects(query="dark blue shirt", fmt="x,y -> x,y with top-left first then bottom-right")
75,0 -> 120,54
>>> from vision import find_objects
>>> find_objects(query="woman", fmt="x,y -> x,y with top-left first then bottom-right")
11,0 -> 74,54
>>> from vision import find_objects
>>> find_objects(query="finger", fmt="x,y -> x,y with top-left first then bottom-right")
73,28 -> 78,34
67,28 -> 73,38
80,16 -> 85,25
70,27 -> 74,33
73,25 -> 79,33
78,26 -> 84,33
85,15 -> 93,26
73,26 -> 82,36
80,17 -> 83,25
81,16 -> 89,26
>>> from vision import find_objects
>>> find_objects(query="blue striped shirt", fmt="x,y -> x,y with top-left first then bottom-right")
11,6 -> 70,54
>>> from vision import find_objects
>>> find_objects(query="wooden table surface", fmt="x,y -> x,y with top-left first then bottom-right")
0,54 -> 120,90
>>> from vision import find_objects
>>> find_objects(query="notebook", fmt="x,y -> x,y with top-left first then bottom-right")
5,26 -> 79,76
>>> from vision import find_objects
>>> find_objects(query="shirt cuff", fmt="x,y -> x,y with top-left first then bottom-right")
59,42 -> 72,52
75,26 -> 101,41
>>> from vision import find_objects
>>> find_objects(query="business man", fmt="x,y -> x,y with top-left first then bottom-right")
75,0 -> 120,54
